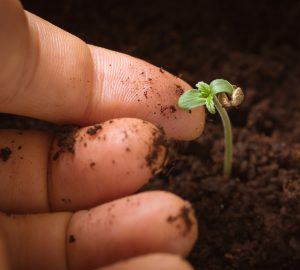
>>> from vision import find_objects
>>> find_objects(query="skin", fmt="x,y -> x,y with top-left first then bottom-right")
0,0 -> 205,269
96,254 -> 194,270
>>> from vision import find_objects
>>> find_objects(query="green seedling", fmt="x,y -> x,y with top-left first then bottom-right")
178,79 -> 244,179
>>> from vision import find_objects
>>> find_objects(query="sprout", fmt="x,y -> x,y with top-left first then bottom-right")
178,79 -> 244,179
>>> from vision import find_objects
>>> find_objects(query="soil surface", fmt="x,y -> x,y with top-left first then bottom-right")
21,1 -> 300,269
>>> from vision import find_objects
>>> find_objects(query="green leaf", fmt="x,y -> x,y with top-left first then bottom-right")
205,95 -> 216,114
195,81 -> 211,97
178,90 -> 207,110
210,79 -> 234,95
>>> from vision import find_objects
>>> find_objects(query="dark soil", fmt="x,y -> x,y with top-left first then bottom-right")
86,124 -> 103,135
167,206 -> 194,237
21,1 -> 300,269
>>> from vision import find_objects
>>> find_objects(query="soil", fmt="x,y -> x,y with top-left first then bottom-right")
52,125 -> 79,160
167,206 -> 194,237
86,124 -> 103,135
145,127 -> 168,174
0,147 -> 12,161
20,1 -> 300,269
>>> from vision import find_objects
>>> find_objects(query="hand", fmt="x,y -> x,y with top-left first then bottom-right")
0,0 -> 205,269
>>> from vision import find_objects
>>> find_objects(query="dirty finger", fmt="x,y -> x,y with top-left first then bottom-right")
0,191 -> 197,270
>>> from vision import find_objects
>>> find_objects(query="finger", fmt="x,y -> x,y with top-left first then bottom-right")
96,254 -> 194,270
0,191 -> 198,270
68,191 -> 197,269
88,46 -> 205,140
0,118 -> 167,213
0,1 -> 205,140
48,118 -> 167,211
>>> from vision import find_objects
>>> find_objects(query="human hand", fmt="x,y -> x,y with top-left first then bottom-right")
0,0 -> 205,269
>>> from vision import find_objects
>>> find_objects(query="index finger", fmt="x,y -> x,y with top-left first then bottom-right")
0,0 -> 205,140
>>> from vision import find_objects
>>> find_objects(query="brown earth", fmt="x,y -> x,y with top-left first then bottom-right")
21,1 -> 300,269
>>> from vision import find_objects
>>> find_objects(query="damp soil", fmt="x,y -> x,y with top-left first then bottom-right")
21,1 -> 300,269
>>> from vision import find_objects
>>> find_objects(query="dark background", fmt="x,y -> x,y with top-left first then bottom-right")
21,0 -> 300,76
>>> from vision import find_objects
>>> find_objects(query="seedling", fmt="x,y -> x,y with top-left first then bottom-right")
178,79 -> 244,179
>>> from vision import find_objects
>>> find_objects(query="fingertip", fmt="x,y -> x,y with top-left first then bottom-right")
146,75 -> 206,140
67,191 -> 198,270
88,46 -> 205,140
162,102 -> 206,141
96,253 -> 194,270
49,118 -> 168,211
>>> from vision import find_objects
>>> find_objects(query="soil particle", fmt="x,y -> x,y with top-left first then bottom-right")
175,84 -> 184,96
99,134 -> 107,141
107,204 -> 115,212
90,162 -> 96,168
86,124 -> 102,135
68,234 -> 76,243
0,147 -> 12,161
159,67 -> 165,73
52,125 -> 79,160
61,198 -> 71,203
53,152 -> 60,161
160,105 -> 177,116
56,125 -> 79,153
121,130 -> 128,140
167,206 -> 194,236
169,105 -> 177,113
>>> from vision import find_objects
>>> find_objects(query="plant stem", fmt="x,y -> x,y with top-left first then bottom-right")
213,96 -> 233,179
